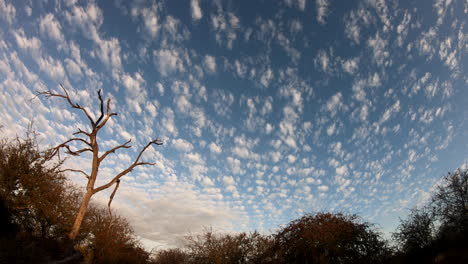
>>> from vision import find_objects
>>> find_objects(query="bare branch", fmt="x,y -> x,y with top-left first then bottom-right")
61,137 -> 92,147
64,146 -> 93,156
49,137 -> 93,158
98,139 -> 132,163
133,138 -> 163,165
73,128 -> 91,137
108,179 -> 120,217
37,84 -> 96,127
96,89 -> 105,126
59,169 -> 90,179
106,98 -> 111,115
96,112 -> 117,129
93,138 -> 163,194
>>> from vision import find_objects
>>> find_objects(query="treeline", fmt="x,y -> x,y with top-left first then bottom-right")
1,134 -> 467,263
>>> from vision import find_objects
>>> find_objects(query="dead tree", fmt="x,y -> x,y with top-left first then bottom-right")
38,85 -> 163,240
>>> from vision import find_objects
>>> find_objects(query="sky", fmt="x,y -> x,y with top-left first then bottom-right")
0,0 -> 467,249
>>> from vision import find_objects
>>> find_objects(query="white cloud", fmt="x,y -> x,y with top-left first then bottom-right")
325,92 -> 344,117
223,175 -> 235,186
298,0 -> 306,11
212,89 -> 234,117
140,5 -> 160,38
316,0 -> 329,25
204,55 -> 216,73
265,123 -> 273,134
122,72 -> 145,98
342,57 -> 359,74
0,0 -> 16,24
260,68 -> 273,87
154,49 -> 184,76
191,0 -> 203,21
65,58 -> 82,79
161,107 -> 177,136
156,82 -> 165,95
37,56 -> 66,82
380,100 -> 400,124
39,13 -> 65,43
367,33 -> 389,66
360,105 -> 369,122
227,156 -> 243,175
318,185 -> 329,191
13,29 -> 42,58
209,142 -> 222,154
336,164 -> 348,176
327,123 -> 336,136
107,182 -> 246,248
186,152 -> 205,164
172,138 -> 194,152
315,49 -> 330,72
24,5 -> 31,16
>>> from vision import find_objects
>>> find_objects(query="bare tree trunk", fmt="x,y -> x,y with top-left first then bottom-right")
39,86 -> 163,241
69,190 -> 93,240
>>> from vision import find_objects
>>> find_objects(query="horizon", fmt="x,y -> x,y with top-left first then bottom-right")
0,0 -> 467,249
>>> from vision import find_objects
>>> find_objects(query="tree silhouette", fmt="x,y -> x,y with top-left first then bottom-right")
0,133 -> 83,262
432,168 -> 468,236
274,212 -> 390,264
392,208 -> 434,254
38,85 -> 163,240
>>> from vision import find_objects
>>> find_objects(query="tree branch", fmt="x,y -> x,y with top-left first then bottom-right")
98,139 -> 132,163
96,96 -> 117,129
59,169 -> 90,179
96,89 -> 105,126
96,112 -> 117,129
93,138 -> 163,194
50,138 -> 93,158
73,128 -> 91,137
37,84 -> 96,127
64,146 -> 93,156
108,179 -> 120,217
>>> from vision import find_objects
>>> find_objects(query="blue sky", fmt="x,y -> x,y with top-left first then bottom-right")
0,0 -> 467,248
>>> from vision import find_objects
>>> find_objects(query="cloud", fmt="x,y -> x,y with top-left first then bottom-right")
336,165 -> 348,176
315,49 -> 330,72
154,49 -> 185,76
318,185 -> 329,192
260,68 -> 273,87
325,92 -> 345,117
212,89 -> 234,117
191,0 -> 203,21
211,9 -> 240,49
342,57 -> 359,74
140,5 -> 161,38
209,142 -> 222,154
0,0 -> 16,24
204,55 -> 216,73
39,13 -> 65,43
13,29 -> 42,59
316,0 -> 329,25
161,107 -> 178,136
172,138 -> 194,152
107,182 -> 246,248
367,33 -> 389,66
380,100 -> 400,124
186,152 -> 205,164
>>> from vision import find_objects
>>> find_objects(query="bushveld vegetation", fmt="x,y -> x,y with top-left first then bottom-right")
1,132 -> 467,263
